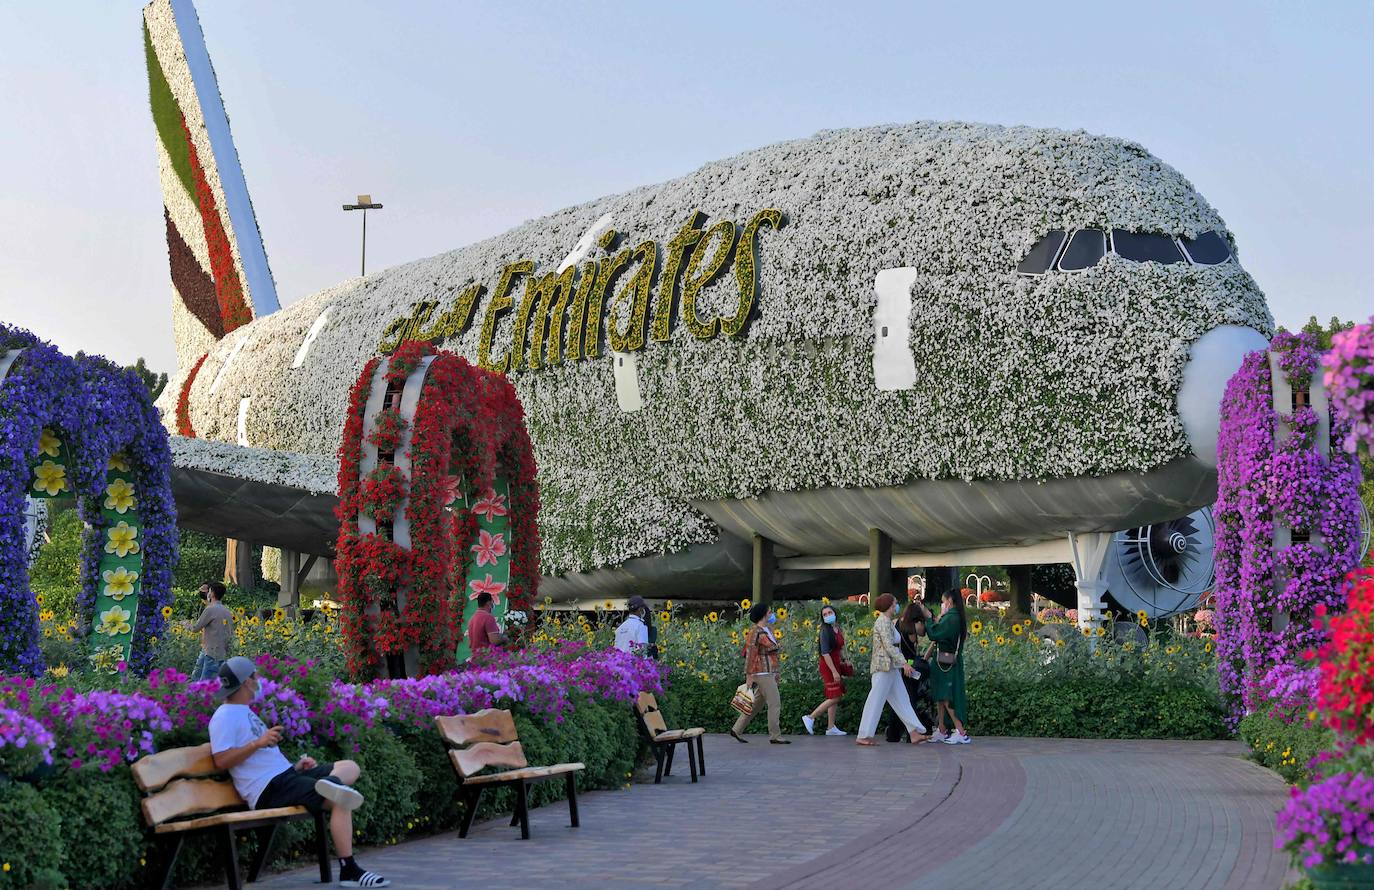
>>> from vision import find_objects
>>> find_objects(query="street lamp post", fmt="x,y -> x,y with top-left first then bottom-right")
342,194 -> 383,277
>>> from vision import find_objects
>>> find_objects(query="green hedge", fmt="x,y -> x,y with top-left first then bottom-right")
660,673 -> 1228,740
0,692 -> 646,890
1238,712 -> 1332,784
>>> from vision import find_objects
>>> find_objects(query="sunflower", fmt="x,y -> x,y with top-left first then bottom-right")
1204,641 -> 1214,654
969,620 -> 983,634
1136,609 -> 1149,622
740,598 -> 751,610
780,653 -> 788,661
1011,623 -> 1024,636
979,638 -> 990,648
1055,639 -> 1065,648
858,646 -> 868,655
1082,627 -> 1092,636
659,611 -> 671,623
1095,627 -> 1106,637
776,608 -> 788,621
820,597 -> 830,605
707,612 -> 719,623
1139,618 -> 1149,628
995,635 -> 1007,646
160,605 -> 173,619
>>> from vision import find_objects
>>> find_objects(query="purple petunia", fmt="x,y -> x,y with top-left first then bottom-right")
1276,771 -> 1374,868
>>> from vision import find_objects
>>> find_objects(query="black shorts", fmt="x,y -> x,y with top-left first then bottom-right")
256,762 -> 335,815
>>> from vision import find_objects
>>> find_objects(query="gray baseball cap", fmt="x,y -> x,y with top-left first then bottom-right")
214,656 -> 257,701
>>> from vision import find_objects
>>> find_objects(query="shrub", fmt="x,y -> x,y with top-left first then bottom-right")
1240,712 -> 1334,785
172,529 -> 225,591
29,509 -> 83,622
332,726 -> 421,846
38,767 -> 143,889
0,782 -> 65,890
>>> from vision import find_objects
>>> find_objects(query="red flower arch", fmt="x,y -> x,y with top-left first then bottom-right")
335,340 -> 539,678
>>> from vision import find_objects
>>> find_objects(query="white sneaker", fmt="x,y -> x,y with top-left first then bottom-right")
930,729 -> 949,743
951,730 -> 971,744
314,778 -> 364,811
826,726 -> 847,736
802,715 -> 815,735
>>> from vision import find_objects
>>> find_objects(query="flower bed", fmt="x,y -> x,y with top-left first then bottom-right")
0,644 -> 661,889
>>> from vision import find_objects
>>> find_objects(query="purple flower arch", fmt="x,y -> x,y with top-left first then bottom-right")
0,323 -> 177,675
1214,330 -> 1363,721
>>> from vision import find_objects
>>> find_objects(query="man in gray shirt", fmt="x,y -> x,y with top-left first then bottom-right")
189,581 -> 233,681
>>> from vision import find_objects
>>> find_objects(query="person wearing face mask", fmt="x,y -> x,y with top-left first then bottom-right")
729,602 -> 790,744
855,593 -> 928,746
885,601 -> 934,743
208,657 -> 391,887
803,604 -> 851,736
927,589 -> 971,744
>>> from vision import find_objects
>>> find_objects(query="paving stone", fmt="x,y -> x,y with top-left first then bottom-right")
234,735 -> 1291,890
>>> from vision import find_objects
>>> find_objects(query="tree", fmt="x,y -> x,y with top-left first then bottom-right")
125,357 -> 168,401
1301,315 -> 1355,353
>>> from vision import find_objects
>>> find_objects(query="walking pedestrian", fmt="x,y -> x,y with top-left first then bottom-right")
188,581 -> 232,681
856,594 -> 927,746
803,604 -> 851,736
730,602 -> 789,744
928,589 -> 971,744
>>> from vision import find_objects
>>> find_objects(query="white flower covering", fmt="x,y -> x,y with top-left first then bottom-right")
169,436 -> 335,496
161,122 -> 1274,576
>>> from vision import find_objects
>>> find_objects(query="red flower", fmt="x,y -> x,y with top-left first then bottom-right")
472,490 -> 508,521
468,574 -> 507,603
441,475 -> 463,507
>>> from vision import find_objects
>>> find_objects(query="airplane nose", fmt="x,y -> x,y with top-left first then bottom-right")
1177,324 -> 1271,467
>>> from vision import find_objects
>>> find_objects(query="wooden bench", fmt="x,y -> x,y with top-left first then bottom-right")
132,744 -> 330,890
634,691 -> 706,783
436,709 -> 585,840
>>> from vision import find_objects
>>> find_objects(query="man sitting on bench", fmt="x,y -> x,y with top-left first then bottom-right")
209,656 -> 391,888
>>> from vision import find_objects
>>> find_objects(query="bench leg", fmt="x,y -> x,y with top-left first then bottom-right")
458,786 -> 484,839
154,836 -> 184,890
220,825 -> 242,890
313,811 -> 332,884
697,734 -> 706,776
247,824 -> 279,882
664,744 -> 674,776
652,744 -> 665,784
687,740 -> 698,783
565,772 -> 580,828
516,781 -> 530,840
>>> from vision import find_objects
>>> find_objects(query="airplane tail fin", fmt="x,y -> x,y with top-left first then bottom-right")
143,0 -> 279,370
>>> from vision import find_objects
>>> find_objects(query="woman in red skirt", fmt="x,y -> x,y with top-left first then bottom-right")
803,604 -> 850,736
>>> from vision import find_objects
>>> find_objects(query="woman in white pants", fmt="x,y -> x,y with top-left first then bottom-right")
856,593 -> 928,745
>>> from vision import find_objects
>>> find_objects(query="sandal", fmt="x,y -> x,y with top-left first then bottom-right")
910,734 -> 931,745
856,738 -> 879,747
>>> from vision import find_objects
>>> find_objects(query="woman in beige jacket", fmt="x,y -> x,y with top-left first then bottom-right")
856,593 -> 928,745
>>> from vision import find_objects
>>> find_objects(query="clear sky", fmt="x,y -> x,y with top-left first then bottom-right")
0,1 -> 1370,374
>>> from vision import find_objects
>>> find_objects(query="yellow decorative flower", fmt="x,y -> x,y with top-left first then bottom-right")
707,612 -> 718,623
105,522 -> 139,557
970,620 -> 983,634
780,653 -> 788,661
1139,618 -> 1149,628
47,664 -> 69,679
820,597 -> 830,605
1082,627 -> 1092,636
1204,641 -> 1214,653
1095,627 -> 1106,637
43,627 -> 52,638
104,478 -> 137,513
107,452 -> 132,472
996,635 -> 1007,645
39,427 -> 61,457
1055,639 -> 1065,648
665,600 -> 673,609
858,646 -> 868,655
32,460 -> 68,496
776,608 -> 788,621
603,600 -> 613,610
1011,623 -> 1024,636
1166,645 -> 1179,655
102,566 -> 138,598
739,598 -> 751,610
659,611 -> 670,623
34,593 -> 44,606
160,605 -> 173,619
979,638 -> 990,648
97,604 -> 132,636
273,608 -> 286,621
1136,609 -> 1149,622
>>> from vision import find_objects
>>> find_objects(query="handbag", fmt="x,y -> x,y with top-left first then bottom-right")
730,683 -> 755,717
936,635 -> 961,669
839,661 -> 855,677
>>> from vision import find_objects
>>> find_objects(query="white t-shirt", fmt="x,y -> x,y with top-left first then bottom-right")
613,614 -> 649,653
209,703 -> 291,808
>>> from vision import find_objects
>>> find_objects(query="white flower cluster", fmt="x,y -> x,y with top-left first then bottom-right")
160,122 -> 1273,577
169,436 -> 335,496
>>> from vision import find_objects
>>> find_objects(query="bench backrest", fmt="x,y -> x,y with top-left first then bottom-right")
131,743 -> 247,828
435,709 -> 529,780
635,691 -> 668,736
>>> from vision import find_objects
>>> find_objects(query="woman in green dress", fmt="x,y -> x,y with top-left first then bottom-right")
927,589 -> 970,744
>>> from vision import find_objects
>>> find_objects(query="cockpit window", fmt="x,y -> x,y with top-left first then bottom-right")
1111,230 -> 1185,264
1058,229 -> 1106,271
1179,231 -> 1231,265
1016,230 -> 1067,275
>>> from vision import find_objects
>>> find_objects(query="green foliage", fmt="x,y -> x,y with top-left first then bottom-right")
29,509 -> 82,621
661,672 -> 1228,740
1239,712 -> 1333,784
38,768 -> 143,889
123,357 -> 168,402
1032,563 -> 1078,604
333,727 -> 422,846
0,782 -> 65,890
172,529 -> 226,591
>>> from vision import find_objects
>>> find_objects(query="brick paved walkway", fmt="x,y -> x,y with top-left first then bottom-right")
245,735 -> 1292,889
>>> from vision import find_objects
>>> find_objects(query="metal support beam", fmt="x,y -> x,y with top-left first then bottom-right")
868,528 -> 893,602
752,535 -> 776,606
